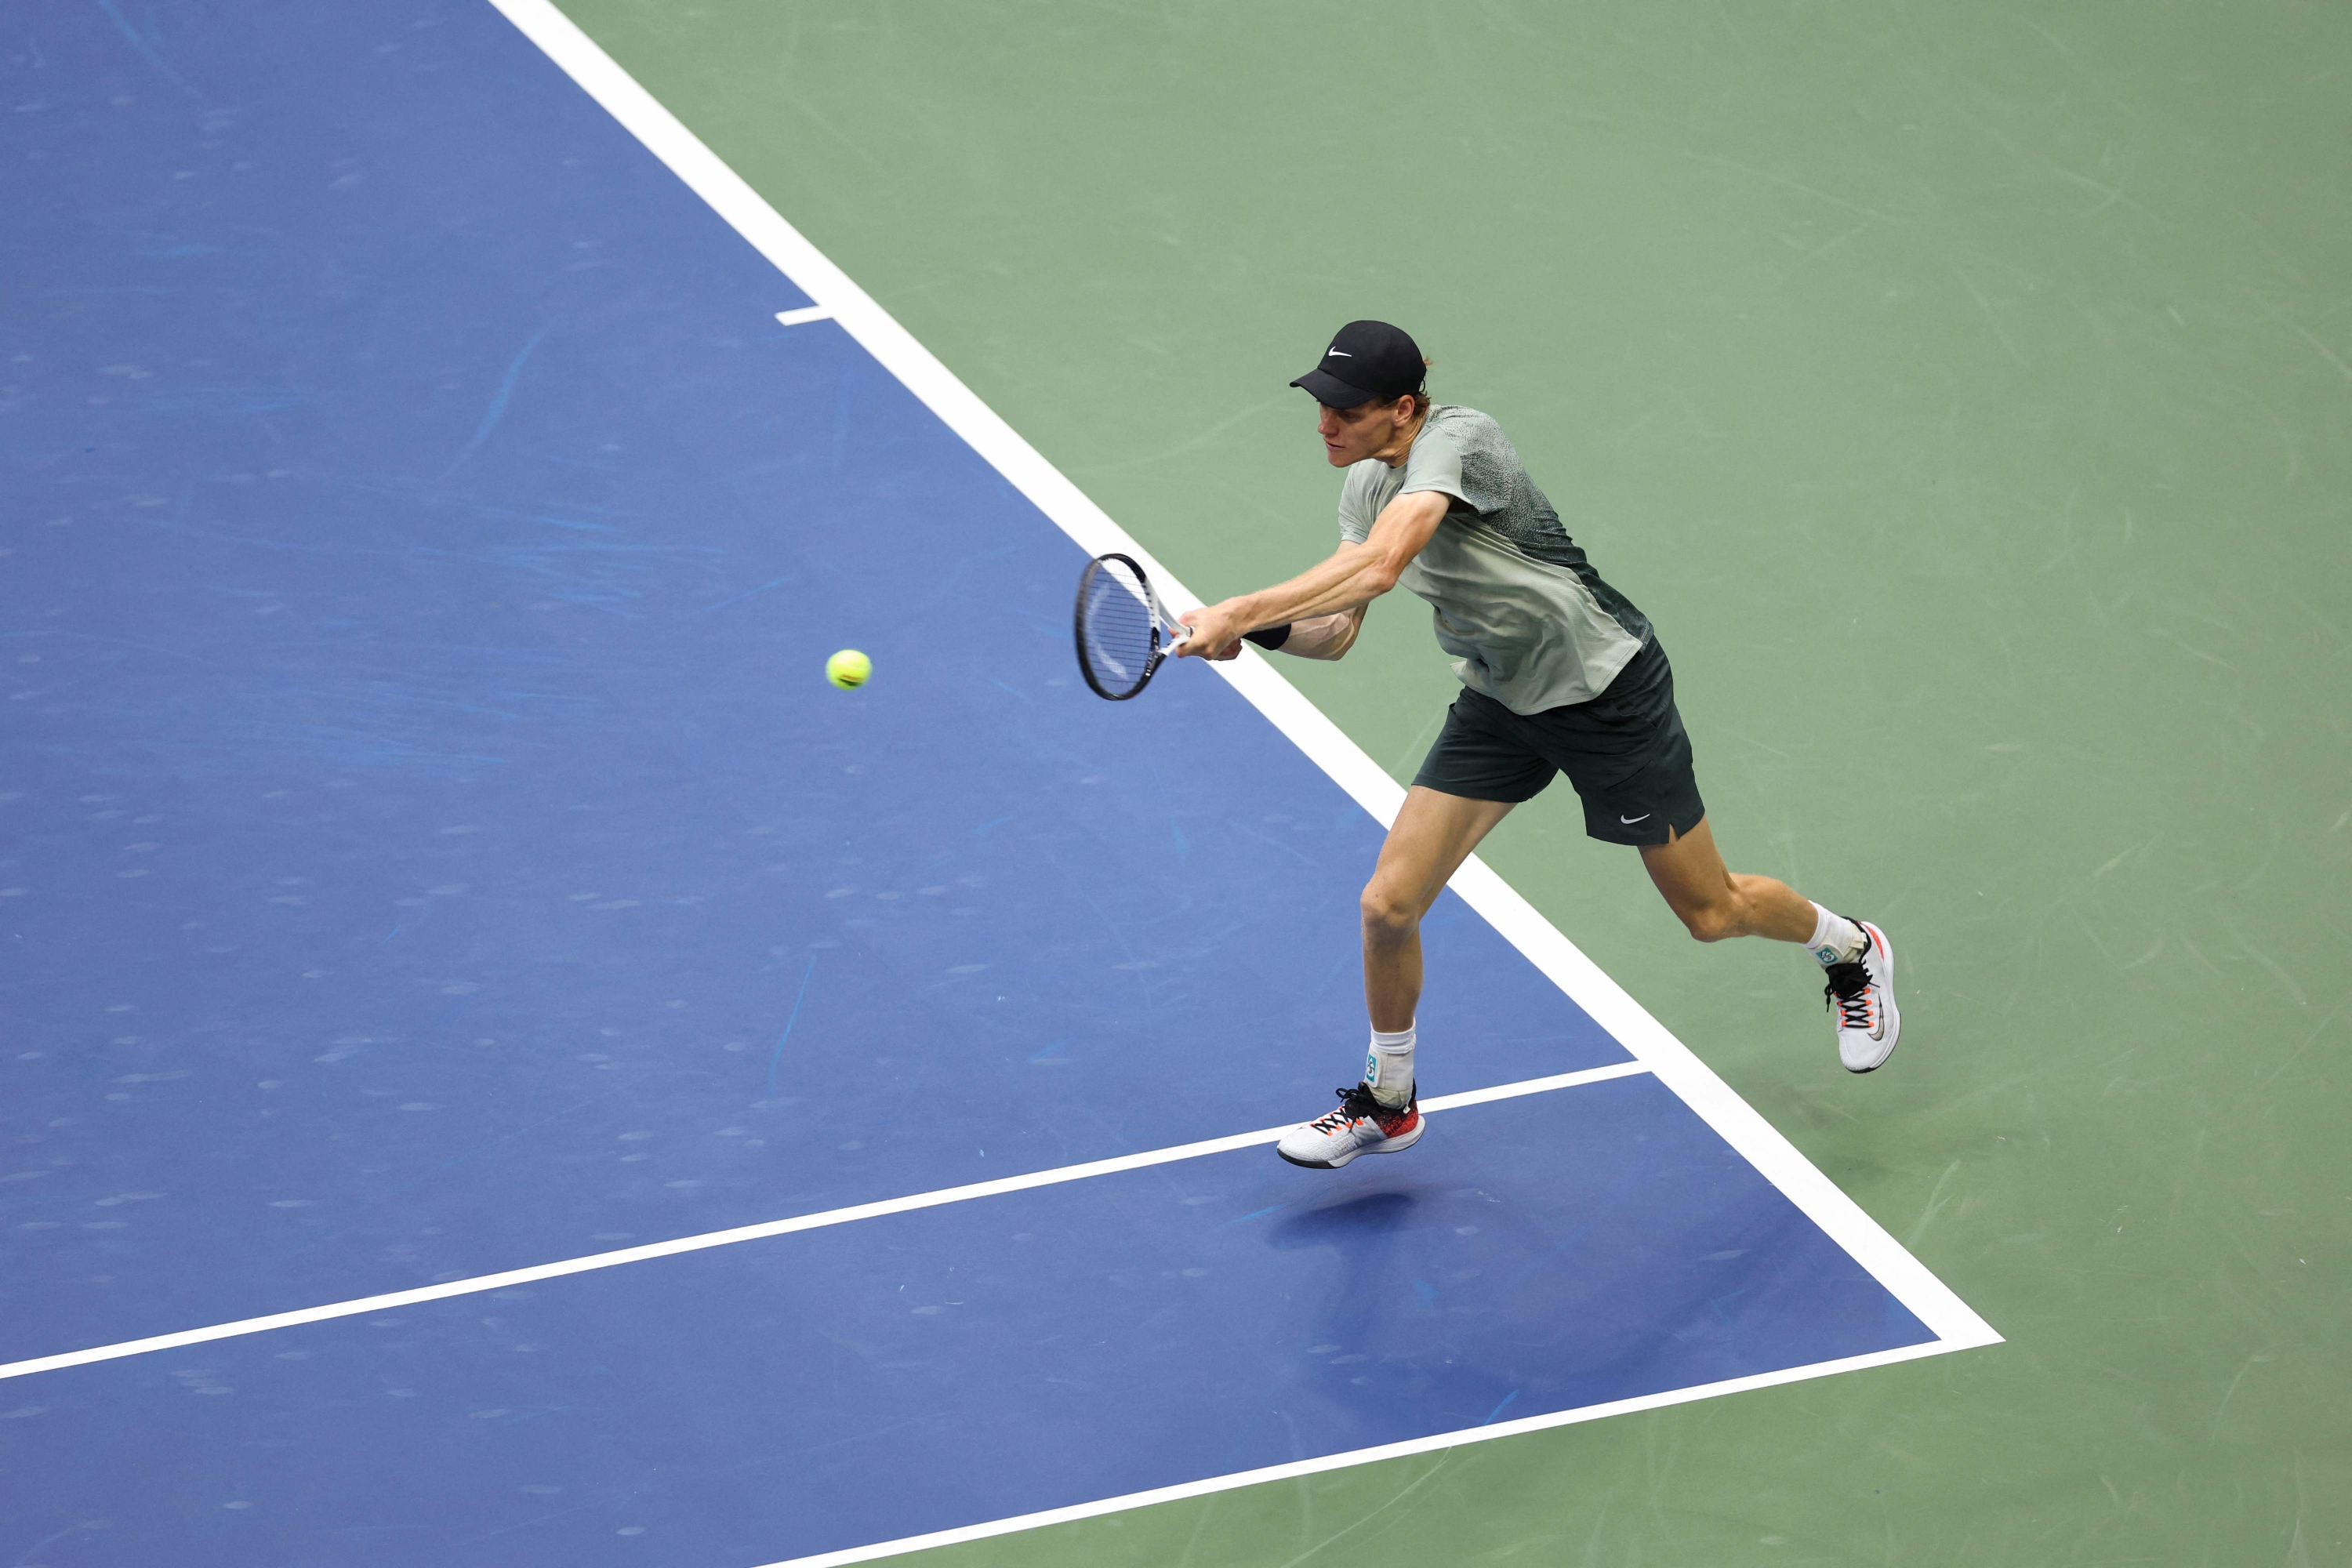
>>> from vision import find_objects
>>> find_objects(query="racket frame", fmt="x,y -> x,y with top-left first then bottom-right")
1073,551 -> 1191,701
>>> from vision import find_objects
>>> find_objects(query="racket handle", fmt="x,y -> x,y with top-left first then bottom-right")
1167,625 -> 1284,659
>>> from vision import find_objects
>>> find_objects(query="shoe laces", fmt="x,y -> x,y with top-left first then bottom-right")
1824,957 -> 1875,1030
1309,1083 -> 1384,1132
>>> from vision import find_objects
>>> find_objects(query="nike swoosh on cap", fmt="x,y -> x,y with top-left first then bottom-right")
1326,348 -> 1351,357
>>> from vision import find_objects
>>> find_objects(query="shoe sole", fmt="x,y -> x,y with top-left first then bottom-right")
1842,922 -> 1901,1073
1276,1117 -> 1425,1169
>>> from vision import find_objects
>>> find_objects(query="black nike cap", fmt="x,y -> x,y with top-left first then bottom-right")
1290,320 -> 1425,408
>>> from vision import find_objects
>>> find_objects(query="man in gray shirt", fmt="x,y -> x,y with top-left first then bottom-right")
1178,320 -> 1900,1169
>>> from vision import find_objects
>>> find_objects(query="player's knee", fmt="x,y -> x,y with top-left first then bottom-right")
1677,900 -> 1738,943
1359,885 -> 1419,942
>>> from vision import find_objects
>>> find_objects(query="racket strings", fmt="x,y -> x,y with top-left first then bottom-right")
1076,559 -> 1162,698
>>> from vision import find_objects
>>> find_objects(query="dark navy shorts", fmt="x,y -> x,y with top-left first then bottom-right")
1411,638 -> 1705,847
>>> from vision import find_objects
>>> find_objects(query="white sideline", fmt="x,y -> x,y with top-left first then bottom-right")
480,0 -> 1996,1359
0,1063 -> 1649,1384
754,1339 -> 1960,1568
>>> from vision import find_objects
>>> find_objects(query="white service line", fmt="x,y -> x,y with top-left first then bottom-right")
0,1062 -> 1649,1385
754,1338 -> 1962,1568
775,305 -> 832,326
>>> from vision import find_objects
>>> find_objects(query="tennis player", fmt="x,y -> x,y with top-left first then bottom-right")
1177,320 -> 1898,1169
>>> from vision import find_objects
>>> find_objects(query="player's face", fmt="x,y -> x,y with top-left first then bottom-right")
1316,397 -> 1414,467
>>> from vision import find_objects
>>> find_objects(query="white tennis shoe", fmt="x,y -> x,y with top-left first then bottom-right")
1824,919 -> 1900,1072
1276,1082 -> 1423,1168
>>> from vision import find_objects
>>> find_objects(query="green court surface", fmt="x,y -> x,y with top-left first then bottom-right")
556,4 -> 2350,1562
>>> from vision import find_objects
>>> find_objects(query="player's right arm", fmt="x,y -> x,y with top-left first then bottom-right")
1179,488 -> 1448,659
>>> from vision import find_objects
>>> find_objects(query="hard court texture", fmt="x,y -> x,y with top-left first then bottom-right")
552,2 -> 2352,1565
0,3 -> 1967,1566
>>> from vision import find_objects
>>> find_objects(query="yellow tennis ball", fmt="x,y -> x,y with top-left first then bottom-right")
825,648 -> 871,690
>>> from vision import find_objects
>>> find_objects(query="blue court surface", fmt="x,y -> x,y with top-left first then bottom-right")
0,4 -> 1984,1563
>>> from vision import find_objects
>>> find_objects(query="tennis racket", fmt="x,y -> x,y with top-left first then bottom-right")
1072,553 -> 1292,701
1073,553 -> 1191,700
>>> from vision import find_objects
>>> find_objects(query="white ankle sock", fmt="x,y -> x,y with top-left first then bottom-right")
1365,1026 -> 1416,1108
1806,903 -> 1864,966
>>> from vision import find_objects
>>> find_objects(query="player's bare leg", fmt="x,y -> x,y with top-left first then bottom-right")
1361,787 -> 1516,1029
1635,816 -> 1814,942
1278,787 -> 1512,1169
1640,816 -> 1900,1071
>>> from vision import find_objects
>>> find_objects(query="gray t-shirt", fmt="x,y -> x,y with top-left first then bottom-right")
1338,405 -> 1651,714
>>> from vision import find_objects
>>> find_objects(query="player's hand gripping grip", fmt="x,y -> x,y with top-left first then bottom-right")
1168,624 -> 1290,659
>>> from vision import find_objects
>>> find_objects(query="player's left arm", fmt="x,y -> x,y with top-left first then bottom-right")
1180,489 -> 1450,658
1267,604 -> 1365,659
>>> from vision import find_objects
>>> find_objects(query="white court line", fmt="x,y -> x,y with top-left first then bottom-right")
0,1062 -> 1647,1384
754,1338 -> 1957,1568
775,304 -> 832,326
483,0 -> 1997,1359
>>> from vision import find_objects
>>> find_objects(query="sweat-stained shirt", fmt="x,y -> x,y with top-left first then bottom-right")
1338,405 -> 1651,715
